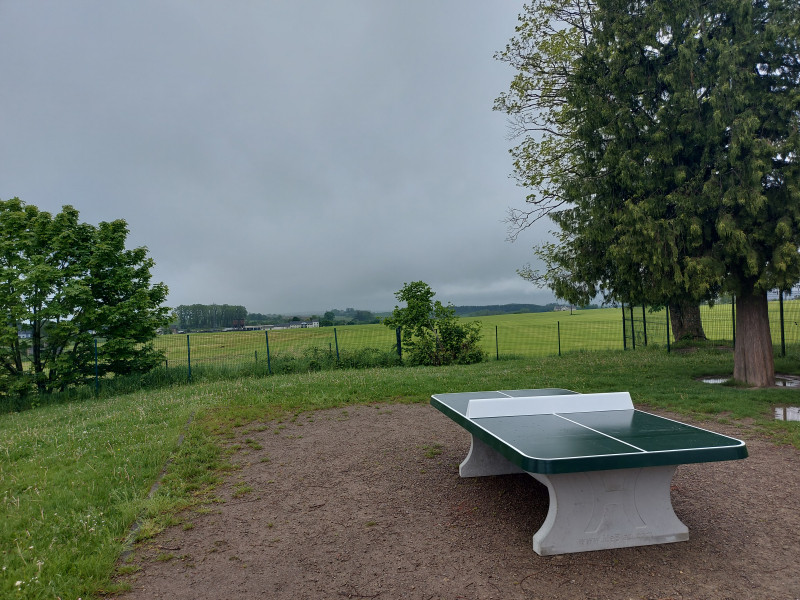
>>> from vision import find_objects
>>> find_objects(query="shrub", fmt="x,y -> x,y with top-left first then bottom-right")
383,281 -> 486,366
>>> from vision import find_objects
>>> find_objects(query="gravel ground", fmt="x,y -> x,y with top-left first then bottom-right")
118,403 -> 800,600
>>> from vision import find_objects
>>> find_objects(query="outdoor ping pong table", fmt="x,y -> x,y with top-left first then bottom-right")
430,388 -> 748,555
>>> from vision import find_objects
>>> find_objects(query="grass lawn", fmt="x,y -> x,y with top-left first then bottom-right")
1,347 -> 799,598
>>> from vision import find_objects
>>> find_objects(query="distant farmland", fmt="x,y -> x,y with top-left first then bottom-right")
152,301 -> 800,367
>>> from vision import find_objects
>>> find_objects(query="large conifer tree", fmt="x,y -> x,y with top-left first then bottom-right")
565,0 -> 800,385
502,0 -> 800,386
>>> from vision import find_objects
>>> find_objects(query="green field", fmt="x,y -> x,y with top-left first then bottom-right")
2,348 -> 799,599
153,301 -> 800,368
154,325 -> 398,368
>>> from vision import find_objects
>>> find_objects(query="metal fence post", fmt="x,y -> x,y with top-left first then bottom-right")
666,305 -> 671,353
732,296 -> 736,347
622,304 -> 627,350
495,325 -> 499,360
642,305 -> 648,346
630,305 -> 636,350
94,338 -> 99,395
558,321 -> 561,356
265,330 -> 272,374
396,327 -> 402,361
780,290 -> 786,357
187,334 -> 192,382
334,327 -> 340,363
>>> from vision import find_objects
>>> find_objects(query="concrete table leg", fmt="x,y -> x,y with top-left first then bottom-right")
459,435 -> 525,477
529,466 -> 689,555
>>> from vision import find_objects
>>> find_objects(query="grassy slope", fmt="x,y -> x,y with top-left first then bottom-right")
1,348 -> 798,598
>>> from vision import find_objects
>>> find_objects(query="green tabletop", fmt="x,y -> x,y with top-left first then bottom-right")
431,389 -> 748,475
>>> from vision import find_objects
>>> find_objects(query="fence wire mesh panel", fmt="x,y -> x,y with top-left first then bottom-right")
151,325 -> 401,374
699,303 -> 736,342
770,299 -> 800,350
620,306 -> 670,350
144,297 -> 800,380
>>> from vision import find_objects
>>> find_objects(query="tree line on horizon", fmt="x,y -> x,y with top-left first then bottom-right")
171,301 -> 605,332
173,304 -> 248,331
453,302 -> 599,317
173,302 -> 601,331
172,305 -> 384,331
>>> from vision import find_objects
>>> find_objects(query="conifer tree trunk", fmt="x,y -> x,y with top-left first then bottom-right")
733,291 -> 775,387
668,302 -> 706,341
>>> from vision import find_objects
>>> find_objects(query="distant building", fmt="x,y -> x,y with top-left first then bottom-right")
268,321 -> 320,330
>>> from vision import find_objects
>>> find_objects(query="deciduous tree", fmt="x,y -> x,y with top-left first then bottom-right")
0,198 -> 170,395
494,0 -> 595,238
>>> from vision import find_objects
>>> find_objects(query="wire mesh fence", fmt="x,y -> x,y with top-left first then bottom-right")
487,300 -> 800,358
153,325 -> 402,375
488,318 -> 629,358
148,297 -> 800,380
8,297 -> 797,410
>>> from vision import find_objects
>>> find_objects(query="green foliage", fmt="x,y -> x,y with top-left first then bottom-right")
266,346 -> 400,374
383,281 -> 485,365
494,0 -> 595,238
246,312 -> 285,325
334,307 -> 380,324
500,0 -> 800,301
317,308 -> 380,326
0,198 -> 170,396
566,0 -> 799,300
452,302 -> 590,316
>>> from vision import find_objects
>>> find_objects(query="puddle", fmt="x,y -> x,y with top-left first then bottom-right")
774,407 -> 800,421
699,377 -> 730,384
698,374 -> 800,387
775,375 -> 800,388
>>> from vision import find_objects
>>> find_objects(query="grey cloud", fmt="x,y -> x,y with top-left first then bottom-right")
0,0 -> 556,313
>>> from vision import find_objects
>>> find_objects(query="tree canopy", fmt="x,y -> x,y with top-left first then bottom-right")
0,198 -> 170,396
498,0 -> 800,385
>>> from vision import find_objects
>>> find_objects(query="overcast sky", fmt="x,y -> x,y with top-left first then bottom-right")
0,1 -> 557,314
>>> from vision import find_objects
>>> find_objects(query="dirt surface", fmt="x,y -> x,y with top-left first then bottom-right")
118,403 -> 800,600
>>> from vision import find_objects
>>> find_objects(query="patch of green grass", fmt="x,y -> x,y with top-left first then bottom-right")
116,564 -> 140,575
244,438 -> 263,451
0,384 -> 225,599
232,482 -> 254,498
155,552 -> 175,562
422,442 -> 444,458
1,348 -> 798,598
